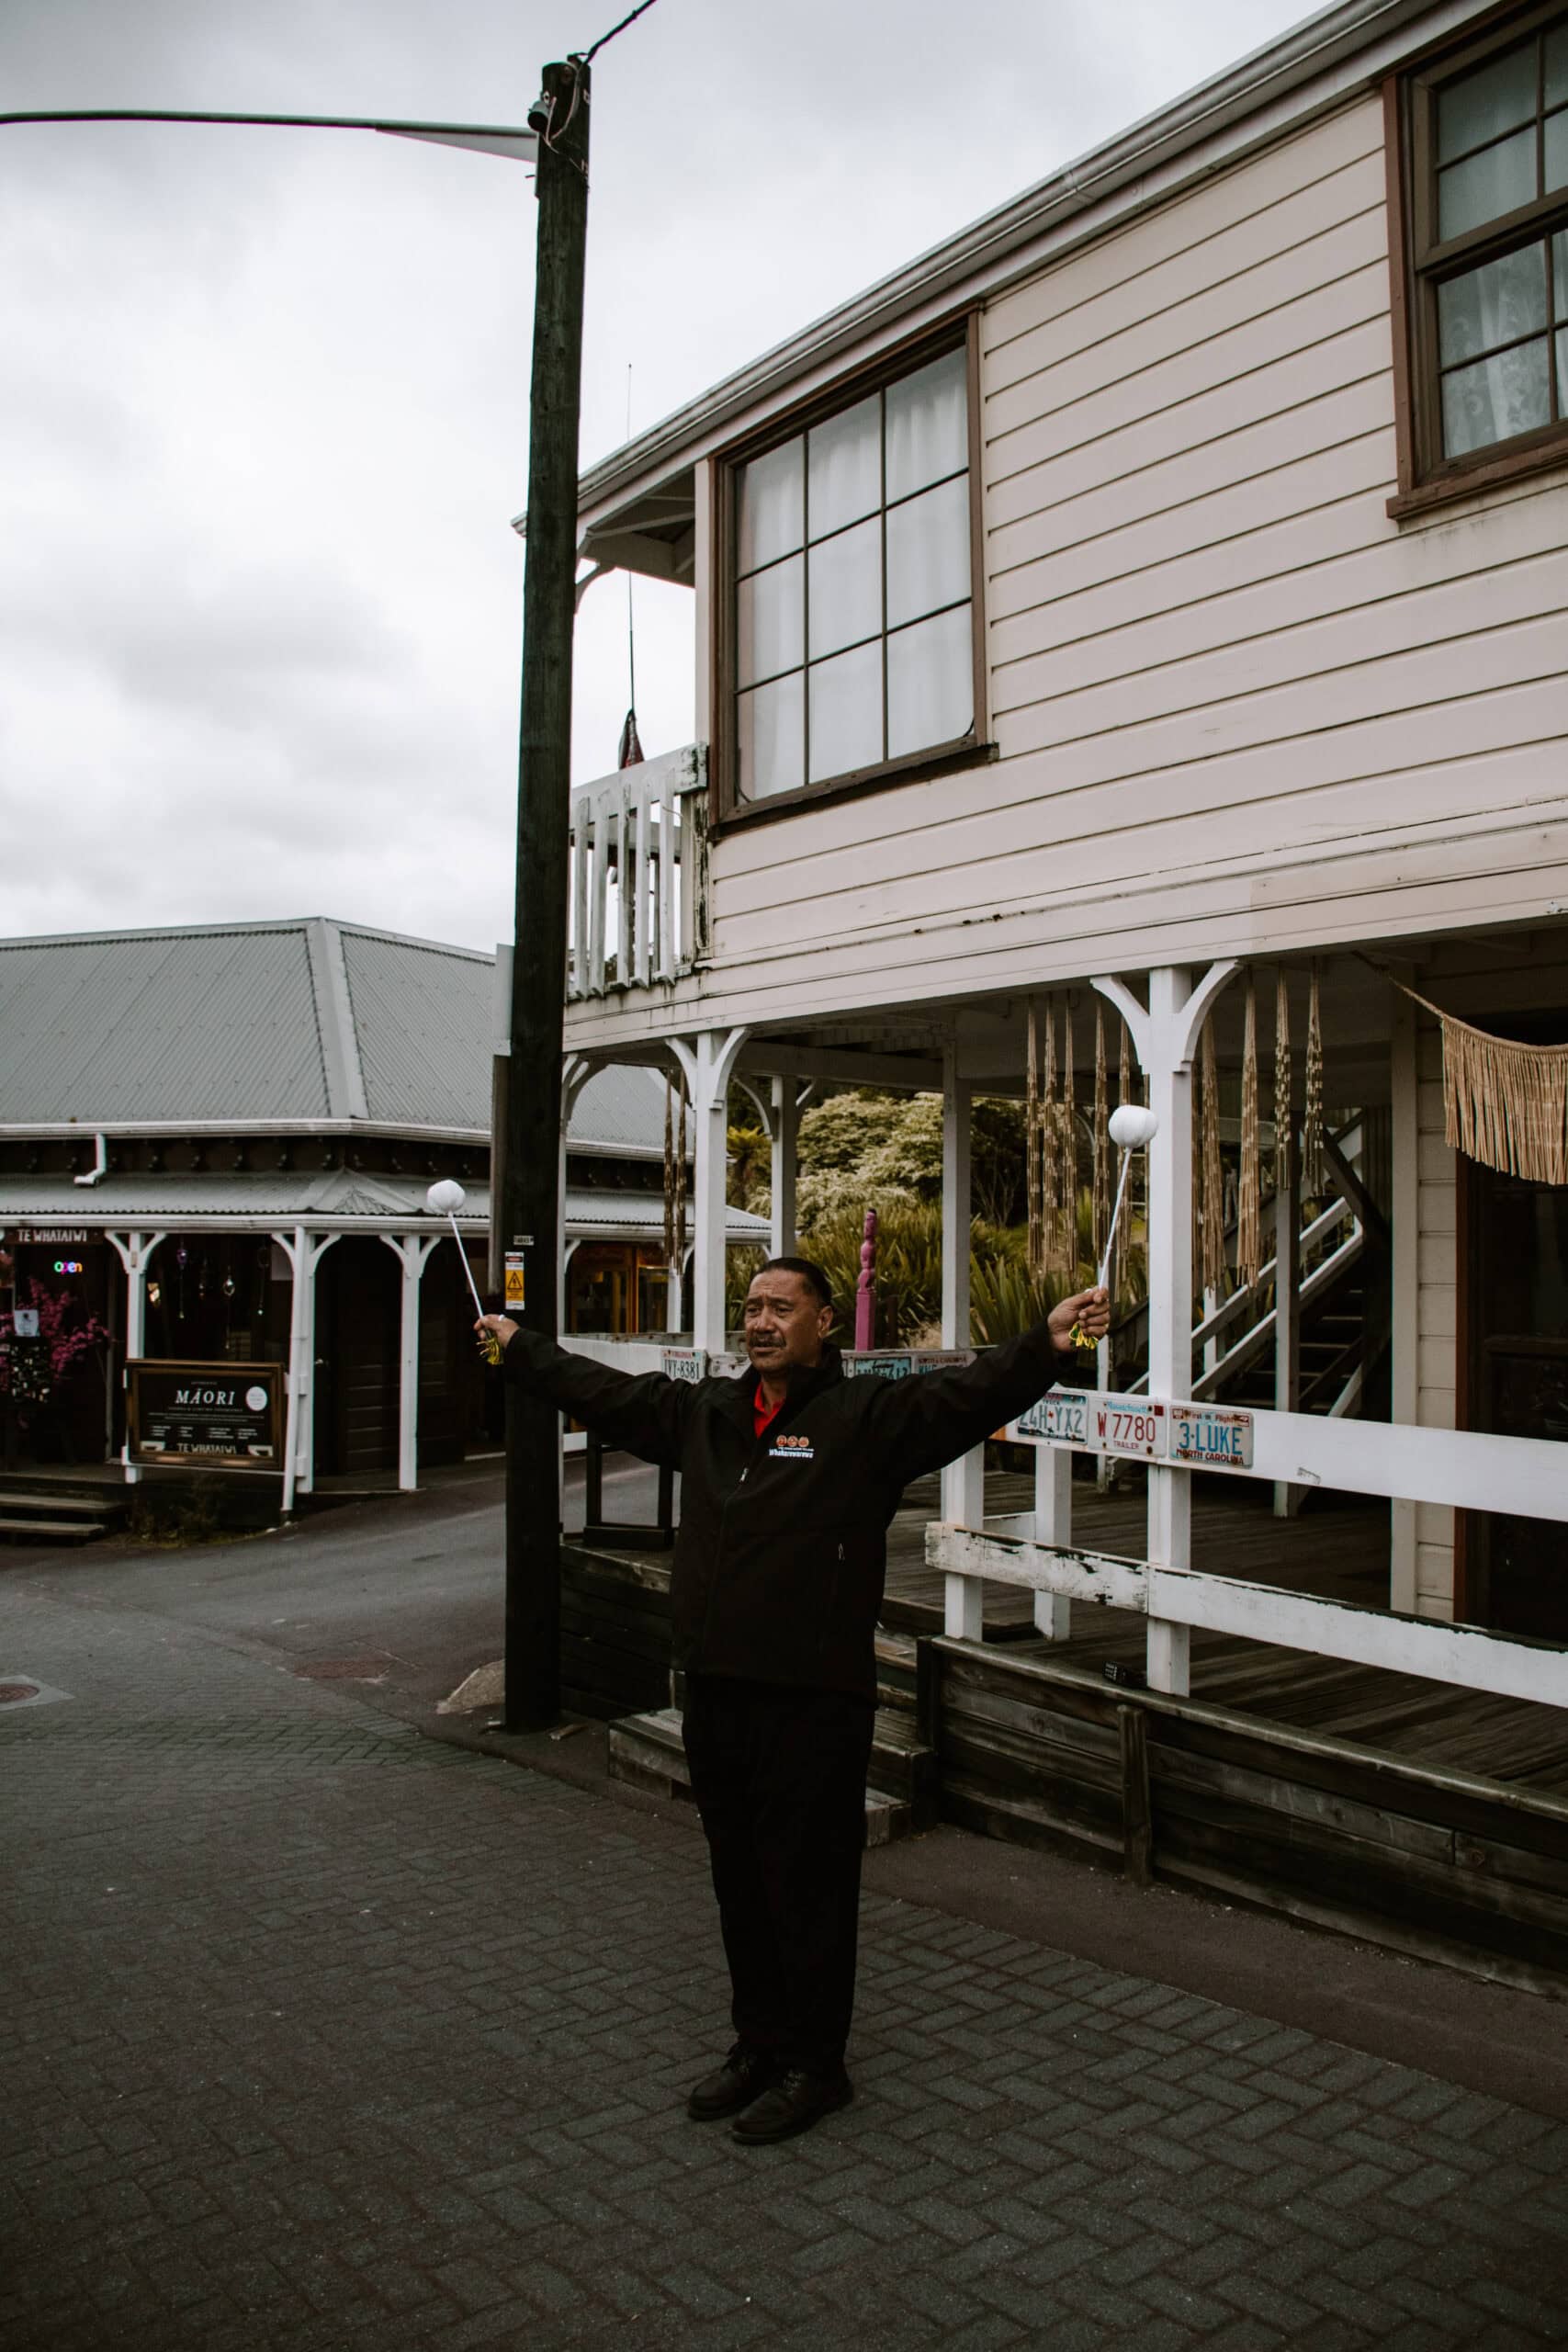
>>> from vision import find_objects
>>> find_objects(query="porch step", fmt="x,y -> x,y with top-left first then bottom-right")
0,1487 -> 126,1544
606,1706 -> 931,1844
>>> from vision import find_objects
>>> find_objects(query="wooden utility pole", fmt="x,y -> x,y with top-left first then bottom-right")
502,56 -> 591,1729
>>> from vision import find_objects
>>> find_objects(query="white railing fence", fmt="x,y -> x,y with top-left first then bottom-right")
568,744 -> 708,1001
933,1400 -> 1568,1711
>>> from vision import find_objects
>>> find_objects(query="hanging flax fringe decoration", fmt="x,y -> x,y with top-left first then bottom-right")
1274,967 -> 1293,1199
1199,1016 -> 1226,1295
1236,978 -> 1262,1287
1301,962 -> 1325,1197
662,1070 -> 689,1268
1092,1004 -> 1110,1265
1113,1017 -> 1134,1301
1041,998 -> 1061,1273
1025,1001 -> 1044,1277
1060,998 -> 1077,1277
1393,978 -> 1568,1186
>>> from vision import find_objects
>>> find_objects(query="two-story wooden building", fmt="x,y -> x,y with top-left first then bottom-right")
556,0 -> 1568,1983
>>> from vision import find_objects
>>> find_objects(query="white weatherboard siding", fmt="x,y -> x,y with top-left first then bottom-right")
564,95 -> 1568,1056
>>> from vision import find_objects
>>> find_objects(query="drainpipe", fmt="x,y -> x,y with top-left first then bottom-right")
73,1131 -> 108,1187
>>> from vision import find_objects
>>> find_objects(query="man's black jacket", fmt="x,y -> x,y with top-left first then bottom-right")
503,1325 -> 1076,1702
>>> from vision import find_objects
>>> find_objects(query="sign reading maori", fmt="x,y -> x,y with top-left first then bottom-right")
128,1359 -> 284,1468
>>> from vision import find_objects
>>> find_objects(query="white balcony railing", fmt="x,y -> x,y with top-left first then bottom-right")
568,744 -> 708,1001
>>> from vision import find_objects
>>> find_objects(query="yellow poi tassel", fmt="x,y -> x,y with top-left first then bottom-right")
1200,1016 -> 1225,1296
1275,968 -> 1293,1199
1302,962 -> 1325,1197
1025,1001 -> 1043,1278
1236,978 -> 1262,1288
1092,1003 -> 1110,1267
1041,997 -> 1060,1274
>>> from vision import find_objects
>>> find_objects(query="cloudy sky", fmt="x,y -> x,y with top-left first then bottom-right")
2,0 -> 1314,955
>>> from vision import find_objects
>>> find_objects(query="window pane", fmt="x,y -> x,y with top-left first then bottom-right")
737,554 -> 804,687
808,641 -> 882,782
1442,337 -> 1551,455
1437,40 -> 1537,163
808,393 -> 880,539
738,437 -> 803,574
1559,327 -> 1568,413
886,347 -> 967,502
807,514 -> 881,658
1438,126 -> 1536,239
738,672 -> 804,799
1557,229 -> 1568,318
886,473 -> 971,628
1548,105 -> 1568,195
887,604 -> 973,760
1438,242 -> 1548,365
1547,22 -> 1567,109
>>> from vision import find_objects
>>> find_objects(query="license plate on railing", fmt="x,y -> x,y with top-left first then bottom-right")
1170,1403 -> 1254,1468
1091,1396 -> 1168,1457
1015,1391 -> 1089,1444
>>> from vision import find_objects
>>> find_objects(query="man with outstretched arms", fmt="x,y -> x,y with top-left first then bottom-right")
479,1259 -> 1108,2145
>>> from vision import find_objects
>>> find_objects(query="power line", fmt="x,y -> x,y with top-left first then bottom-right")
580,0 -> 661,66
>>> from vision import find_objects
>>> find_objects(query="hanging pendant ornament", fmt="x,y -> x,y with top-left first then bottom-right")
1302,961 -> 1325,1196
1092,1004 -> 1110,1270
221,1274 -> 236,1300
1026,1001 -> 1043,1278
1041,999 -> 1060,1275
429,1181 -> 499,1360
1275,968 -> 1293,1199
1200,1017 -> 1225,1296
1068,1103 -> 1159,1349
1237,978 -> 1262,1288
1060,998 -> 1077,1278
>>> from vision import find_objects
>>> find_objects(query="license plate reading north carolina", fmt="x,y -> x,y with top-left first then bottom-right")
1015,1391 -> 1088,1445
1170,1403 -> 1253,1468
1092,1396 -> 1167,1458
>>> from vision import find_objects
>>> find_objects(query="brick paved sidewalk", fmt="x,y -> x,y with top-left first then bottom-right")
4,1579 -> 1568,2352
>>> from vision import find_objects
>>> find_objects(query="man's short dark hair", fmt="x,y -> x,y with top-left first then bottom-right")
755,1256 -> 835,1315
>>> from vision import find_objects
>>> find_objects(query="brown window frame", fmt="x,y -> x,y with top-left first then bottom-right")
710,311 -> 993,831
1387,1 -> 1568,517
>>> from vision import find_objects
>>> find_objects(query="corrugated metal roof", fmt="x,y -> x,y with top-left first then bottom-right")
0,1171 -> 769,1241
0,925 -> 332,1123
0,920 -> 675,1153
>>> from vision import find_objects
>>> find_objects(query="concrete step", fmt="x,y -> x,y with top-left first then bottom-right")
607,1706 -> 927,1845
0,1515 -> 107,1544
0,1487 -> 122,1520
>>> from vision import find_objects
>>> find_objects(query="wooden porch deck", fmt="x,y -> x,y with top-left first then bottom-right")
884,1470 -> 1568,1804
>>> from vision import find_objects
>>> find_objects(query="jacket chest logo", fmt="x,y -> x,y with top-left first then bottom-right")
769,1432 -> 816,1459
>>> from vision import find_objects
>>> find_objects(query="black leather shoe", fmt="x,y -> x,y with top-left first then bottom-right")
731,2066 -> 853,2144
686,2045 -> 779,2121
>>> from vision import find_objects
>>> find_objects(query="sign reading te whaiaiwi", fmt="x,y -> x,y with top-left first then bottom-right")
127,1360 -> 284,1469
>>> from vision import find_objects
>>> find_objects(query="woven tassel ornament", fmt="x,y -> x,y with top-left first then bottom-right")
1302,962 -> 1325,1197
673,1070 -> 689,1265
1200,1016 -> 1225,1295
662,1074 -> 677,1271
1275,968 -> 1293,1199
1042,998 -> 1061,1273
1113,1018 -> 1134,1302
1060,999 -> 1077,1278
1026,1001 -> 1043,1277
1092,1003 -> 1110,1266
1388,978 -> 1568,1186
1236,978 -> 1262,1288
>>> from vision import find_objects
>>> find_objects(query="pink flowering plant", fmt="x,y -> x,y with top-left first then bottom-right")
0,1279 -> 110,1396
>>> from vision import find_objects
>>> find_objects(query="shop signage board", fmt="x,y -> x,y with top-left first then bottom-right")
127,1359 -> 283,1468
16,1227 -> 91,1246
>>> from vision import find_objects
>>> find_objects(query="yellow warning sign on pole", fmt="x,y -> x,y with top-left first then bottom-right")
504,1251 -> 525,1310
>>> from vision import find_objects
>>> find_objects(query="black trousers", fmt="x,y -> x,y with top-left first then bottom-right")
681,1674 -> 875,2078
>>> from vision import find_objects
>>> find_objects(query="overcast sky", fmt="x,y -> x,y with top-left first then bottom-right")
1,0 -> 1314,955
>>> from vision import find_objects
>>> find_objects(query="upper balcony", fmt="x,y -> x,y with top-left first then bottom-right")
566,744 -> 708,1011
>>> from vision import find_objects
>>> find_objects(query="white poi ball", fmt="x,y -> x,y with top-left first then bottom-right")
1109,1103 -> 1159,1150
425,1179 -> 467,1215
